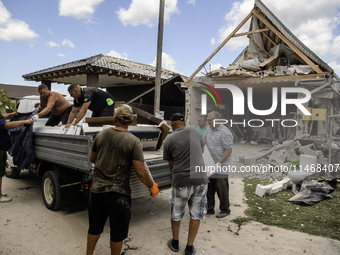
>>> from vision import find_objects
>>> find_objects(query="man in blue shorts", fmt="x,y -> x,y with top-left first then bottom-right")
163,113 -> 209,255
66,84 -> 115,127
86,104 -> 159,255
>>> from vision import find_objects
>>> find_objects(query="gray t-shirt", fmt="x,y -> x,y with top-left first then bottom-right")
204,124 -> 233,170
163,125 -> 208,187
91,128 -> 144,196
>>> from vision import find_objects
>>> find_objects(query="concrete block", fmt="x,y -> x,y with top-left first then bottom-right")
283,140 -> 301,151
286,150 -> 298,162
255,184 -> 272,197
299,146 -> 318,157
315,150 -> 324,159
239,156 -> 257,165
268,150 -> 286,165
255,178 -> 292,197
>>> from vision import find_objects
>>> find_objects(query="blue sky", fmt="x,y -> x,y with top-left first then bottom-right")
1,0 -> 340,95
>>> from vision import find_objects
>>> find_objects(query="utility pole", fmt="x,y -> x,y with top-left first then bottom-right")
154,0 -> 165,115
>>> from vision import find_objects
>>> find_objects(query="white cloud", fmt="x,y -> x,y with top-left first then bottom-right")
106,50 -> 129,59
62,39 -> 75,48
150,52 -> 181,73
187,0 -> 195,5
329,61 -> 340,77
58,53 -> 66,57
209,63 -> 222,71
45,41 -> 60,48
210,37 -> 216,45
58,0 -> 104,21
0,1 -> 38,41
48,28 -> 53,35
331,35 -> 340,59
217,0 -> 340,59
117,0 -> 179,27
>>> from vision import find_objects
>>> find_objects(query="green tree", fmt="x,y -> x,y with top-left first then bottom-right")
0,89 -> 17,116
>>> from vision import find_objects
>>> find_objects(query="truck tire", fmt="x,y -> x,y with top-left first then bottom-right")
5,153 -> 21,178
42,171 -> 61,211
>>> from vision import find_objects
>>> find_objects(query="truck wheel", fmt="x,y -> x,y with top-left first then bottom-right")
42,171 -> 61,211
5,153 -> 21,178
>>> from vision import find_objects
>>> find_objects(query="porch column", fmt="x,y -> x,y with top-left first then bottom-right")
42,80 -> 52,91
87,73 -> 99,88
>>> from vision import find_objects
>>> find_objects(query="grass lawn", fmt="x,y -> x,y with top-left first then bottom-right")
232,178 -> 340,241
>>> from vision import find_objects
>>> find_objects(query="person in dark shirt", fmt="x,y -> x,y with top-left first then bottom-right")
65,84 -> 115,128
86,104 -> 159,255
0,111 -> 33,203
163,113 -> 208,255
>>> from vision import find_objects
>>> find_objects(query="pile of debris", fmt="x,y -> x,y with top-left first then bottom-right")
239,135 -> 340,180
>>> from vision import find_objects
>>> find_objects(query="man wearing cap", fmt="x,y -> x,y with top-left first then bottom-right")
66,84 -> 115,128
86,104 -> 159,255
163,113 -> 208,255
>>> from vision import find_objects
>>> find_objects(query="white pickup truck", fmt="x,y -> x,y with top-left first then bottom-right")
6,95 -> 171,210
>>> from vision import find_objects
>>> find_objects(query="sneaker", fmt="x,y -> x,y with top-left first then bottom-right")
185,245 -> 196,255
206,209 -> 215,215
167,239 -> 179,252
0,196 -> 12,203
216,211 -> 230,218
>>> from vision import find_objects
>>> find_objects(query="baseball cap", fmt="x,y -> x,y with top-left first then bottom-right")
170,113 -> 185,121
115,104 -> 133,121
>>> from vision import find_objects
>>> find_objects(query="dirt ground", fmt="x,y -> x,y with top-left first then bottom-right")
1,143 -> 340,255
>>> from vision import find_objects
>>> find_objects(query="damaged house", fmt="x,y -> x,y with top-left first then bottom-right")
184,0 -> 340,166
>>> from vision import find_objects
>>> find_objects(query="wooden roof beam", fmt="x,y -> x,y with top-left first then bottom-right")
233,28 -> 269,38
186,11 -> 253,83
252,9 -> 323,74
261,31 -> 277,47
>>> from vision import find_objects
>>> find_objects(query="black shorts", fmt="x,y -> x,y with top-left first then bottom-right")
88,191 -> 131,242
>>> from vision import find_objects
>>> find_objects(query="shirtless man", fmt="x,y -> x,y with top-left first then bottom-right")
31,84 -> 72,126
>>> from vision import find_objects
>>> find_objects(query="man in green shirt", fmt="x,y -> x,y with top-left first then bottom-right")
197,115 -> 208,137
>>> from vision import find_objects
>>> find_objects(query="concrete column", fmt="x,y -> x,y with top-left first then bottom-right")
42,80 -> 52,91
87,73 -> 99,87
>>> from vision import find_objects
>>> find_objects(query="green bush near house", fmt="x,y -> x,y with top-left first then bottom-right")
0,89 -> 17,116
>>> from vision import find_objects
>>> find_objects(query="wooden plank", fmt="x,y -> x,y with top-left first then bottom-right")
233,28 -> 270,37
185,11 -> 253,84
129,105 -> 163,124
85,116 -> 115,126
155,121 -> 171,150
251,9 -> 323,74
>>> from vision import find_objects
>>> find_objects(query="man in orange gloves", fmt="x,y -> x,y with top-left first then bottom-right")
86,104 -> 159,255
163,113 -> 208,255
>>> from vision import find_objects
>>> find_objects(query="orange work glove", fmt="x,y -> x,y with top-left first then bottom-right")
149,183 -> 159,197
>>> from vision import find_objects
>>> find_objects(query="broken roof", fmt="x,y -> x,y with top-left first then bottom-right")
22,54 -> 183,88
187,0 -> 339,83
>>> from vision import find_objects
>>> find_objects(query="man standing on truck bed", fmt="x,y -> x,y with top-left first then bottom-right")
66,84 -> 115,128
31,84 -> 72,126
86,104 -> 159,255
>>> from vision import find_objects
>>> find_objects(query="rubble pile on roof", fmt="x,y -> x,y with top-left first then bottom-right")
200,0 -> 339,81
